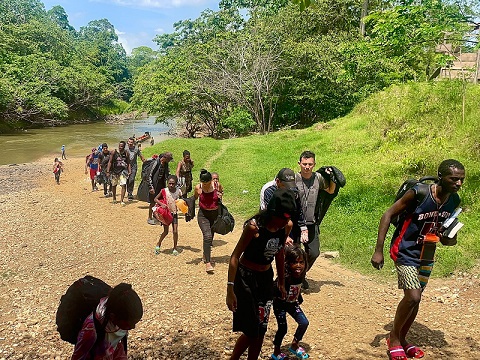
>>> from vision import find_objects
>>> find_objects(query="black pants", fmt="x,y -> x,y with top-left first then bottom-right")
197,207 -> 218,263
127,167 -> 137,195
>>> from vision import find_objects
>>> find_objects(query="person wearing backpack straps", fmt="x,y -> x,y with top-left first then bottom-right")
194,169 -> 222,274
291,151 -> 336,289
106,141 -> 131,206
126,137 -> 145,201
371,159 -> 465,360
71,283 -> 143,360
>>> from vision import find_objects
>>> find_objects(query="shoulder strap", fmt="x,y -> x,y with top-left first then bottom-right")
414,183 -> 431,206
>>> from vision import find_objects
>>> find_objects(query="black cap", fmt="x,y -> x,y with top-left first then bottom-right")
267,188 -> 296,219
276,168 -> 296,189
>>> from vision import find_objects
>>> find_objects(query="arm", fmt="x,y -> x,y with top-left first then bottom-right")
139,150 -> 146,163
371,189 -> 416,270
175,161 -> 182,178
274,247 -> 286,299
147,159 -> 158,193
154,189 -> 167,207
106,151 -> 114,174
226,223 -> 257,312
217,183 -> 223,199
194,184 -> 201,200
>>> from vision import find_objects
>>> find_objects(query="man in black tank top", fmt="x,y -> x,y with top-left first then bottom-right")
371,159 -> 465,360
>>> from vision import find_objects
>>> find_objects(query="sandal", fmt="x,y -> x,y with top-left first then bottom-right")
404,344 -> 425,359
288,347 -> 309,359
271,353 -> 289,360
154,246 -> 161,255
388,345 -> 407,360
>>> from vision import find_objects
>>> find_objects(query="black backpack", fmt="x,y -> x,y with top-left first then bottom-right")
56,276 -> 112,344
141,158 -> 158,181
391,176 -> 437,227
211,202 -> 235,235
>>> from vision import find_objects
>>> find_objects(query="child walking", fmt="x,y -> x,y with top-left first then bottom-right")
153,175 -> 182,256
71,283 -> 143,359
272,245 -> 310,360
53,158 -> 63,184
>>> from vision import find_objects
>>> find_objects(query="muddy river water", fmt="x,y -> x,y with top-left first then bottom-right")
1,116 -> 171,165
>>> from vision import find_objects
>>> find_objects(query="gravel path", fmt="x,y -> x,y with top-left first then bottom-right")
0,157 -> 479,359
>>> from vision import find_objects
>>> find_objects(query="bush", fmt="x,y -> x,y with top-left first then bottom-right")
220,108 -> 256,137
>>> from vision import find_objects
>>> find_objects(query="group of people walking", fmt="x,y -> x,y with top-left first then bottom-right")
59,141 -> 466,360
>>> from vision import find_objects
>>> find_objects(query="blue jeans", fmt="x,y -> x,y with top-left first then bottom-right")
273,300 -> 309,347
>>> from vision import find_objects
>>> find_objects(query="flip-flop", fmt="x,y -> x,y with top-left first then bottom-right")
288,347 -> 309,359
386,338 -> 408,360
404,344 -> 425,359
271,353 -> 288,360
388,345 -> 408,360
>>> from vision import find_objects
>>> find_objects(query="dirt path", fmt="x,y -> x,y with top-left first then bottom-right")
0,157 -> 479,359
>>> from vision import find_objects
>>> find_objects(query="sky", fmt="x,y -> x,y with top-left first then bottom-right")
41,0 -> 220,54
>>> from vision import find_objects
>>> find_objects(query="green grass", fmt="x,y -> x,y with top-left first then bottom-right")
141,80 -> 480,278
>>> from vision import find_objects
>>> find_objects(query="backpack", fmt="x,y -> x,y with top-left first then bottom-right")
56,276 -> 112,344
112,151 -> 127,171
141,158 -> 158,181
391,176 -> 437,227
211,202 -> 235,235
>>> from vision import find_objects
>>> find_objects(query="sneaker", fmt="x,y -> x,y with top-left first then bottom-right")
128,193 -> 134,201
147,218 -> 156,225
172,249 -> 179,256
120,202 -> 126,206
155,246 -> 161,255
104,193 -> 108,197
112,200 -> 118,204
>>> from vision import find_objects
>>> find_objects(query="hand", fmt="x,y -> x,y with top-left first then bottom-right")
285,237 -> 294,246
226,290 -> 237,312
371,250 -> 384,270
149,188 -> 155,194
300,230 -> 309,243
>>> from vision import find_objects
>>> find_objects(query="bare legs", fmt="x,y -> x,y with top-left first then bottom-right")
389,288 -> 422,347
229,334 -> 264,360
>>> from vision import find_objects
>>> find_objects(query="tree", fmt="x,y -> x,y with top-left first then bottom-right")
364,0 -> 474,81
47,5 -> 75,33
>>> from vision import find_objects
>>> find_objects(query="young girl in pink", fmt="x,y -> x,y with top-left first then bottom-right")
153,175 -> 182,255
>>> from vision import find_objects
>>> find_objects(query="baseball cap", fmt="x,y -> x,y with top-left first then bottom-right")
266,188 -> 297,219
276,168 -> 296,189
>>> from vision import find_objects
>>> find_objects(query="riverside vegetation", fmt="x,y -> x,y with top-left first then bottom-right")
143,80 -> 480,278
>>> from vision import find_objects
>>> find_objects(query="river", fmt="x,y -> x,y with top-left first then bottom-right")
0,116 -> 172,165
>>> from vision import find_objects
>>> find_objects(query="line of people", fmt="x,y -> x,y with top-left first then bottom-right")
65,143 -> 466,360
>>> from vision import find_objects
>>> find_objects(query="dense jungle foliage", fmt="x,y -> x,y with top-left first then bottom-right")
0,0 -> 478,134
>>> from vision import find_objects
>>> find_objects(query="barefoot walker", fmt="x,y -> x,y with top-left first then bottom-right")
371,159 -> 465,360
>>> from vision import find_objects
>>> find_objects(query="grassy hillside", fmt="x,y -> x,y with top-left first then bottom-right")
143,80 -> 480,277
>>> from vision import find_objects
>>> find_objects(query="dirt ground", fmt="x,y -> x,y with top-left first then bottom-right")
0,157 -> 479,360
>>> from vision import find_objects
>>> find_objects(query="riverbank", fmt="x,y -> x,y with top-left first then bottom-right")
0,156 -> 479,359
